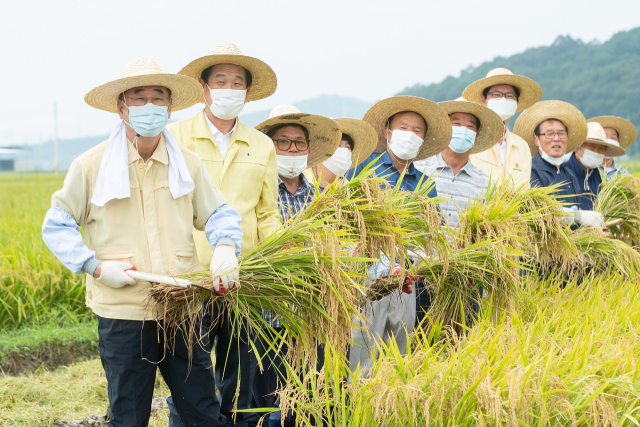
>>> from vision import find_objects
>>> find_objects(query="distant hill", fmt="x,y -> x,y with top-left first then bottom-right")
398,27 -> 640,156
21,135 -> 107,171
239,94 -> 371,126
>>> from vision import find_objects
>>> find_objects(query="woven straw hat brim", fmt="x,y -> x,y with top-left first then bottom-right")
85,74 -> 203,113
437,100 -> 504,154
333,118 -> 378,168
256,114 -> 341,168
362,96 -> 452,162
513,100 -> 588,157
587,116 -> 637,149
583,136 -> 627,158
462,74 -> 542,113
179,55 -> 276,102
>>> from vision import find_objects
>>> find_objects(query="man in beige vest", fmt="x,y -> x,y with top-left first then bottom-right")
167,43 -> 280,427
42,58 -> 243,426
463,68 -> 542,187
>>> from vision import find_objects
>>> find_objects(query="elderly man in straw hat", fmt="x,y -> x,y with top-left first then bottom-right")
252,105 -> 340,427
564,122 -> 626,211
463,68 -> 542,187
413,98 -> 502,324
588,116 -> 637,181
306,118 -> 378,188
415,98 -> 503,227
166,43 -> 280,427
346,96 -> 452,375
513,100 -> 605,228
41,57 -> 243,426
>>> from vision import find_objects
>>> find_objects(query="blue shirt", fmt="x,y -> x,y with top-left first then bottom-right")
346,150 -> 438,197
565,153 -> 602,210
530,154 -> 581,207
277,175 -> 314,222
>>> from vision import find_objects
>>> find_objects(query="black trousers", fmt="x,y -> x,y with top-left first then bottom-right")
168,302 -> 259,427
97,315 -> 224,427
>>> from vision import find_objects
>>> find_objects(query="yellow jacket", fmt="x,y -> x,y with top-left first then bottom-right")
52,136 -> 227,320
469,128 -> 531,188
167,110 -> 281,264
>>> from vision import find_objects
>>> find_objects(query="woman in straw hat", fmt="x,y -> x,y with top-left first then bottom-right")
565,122 -> 626,211
346,96 -> 451,376
42,57 -> 243,426
463,68 -> 543,187
253,105 -> 340,427
306,118 -> 378,188
587,116 -> 637,181
514,100 -> 605,229
166,42 -> 280,427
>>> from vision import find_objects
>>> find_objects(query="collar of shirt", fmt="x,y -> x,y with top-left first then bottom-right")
278,174 -> 313,195
432,153 -> 480,178
127,134 -> 168,165
205,111 -> 237,156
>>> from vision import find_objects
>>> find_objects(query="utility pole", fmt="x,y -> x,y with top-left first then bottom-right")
53,102 -> 59,174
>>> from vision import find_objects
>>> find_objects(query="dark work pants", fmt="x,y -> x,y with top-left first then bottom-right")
97,315 -> 224,427
168,302 -> 259,427
414,278 -> 431,328
252,328 -> 325,427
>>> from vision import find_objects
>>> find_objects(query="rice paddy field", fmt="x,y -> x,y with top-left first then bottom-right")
1,167 -> 640,425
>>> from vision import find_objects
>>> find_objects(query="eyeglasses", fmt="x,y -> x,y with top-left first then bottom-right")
274,138 -> 309,151
539,131 -> 568,140
125,96 -> 171,107
487,91 -> 518,101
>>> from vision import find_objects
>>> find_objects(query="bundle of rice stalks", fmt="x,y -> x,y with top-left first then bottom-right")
415,239 -> 524,334
148,215 -> 365,359
595,172 -> 640,245
303,165 -> 445,300
569,226 -> 640,281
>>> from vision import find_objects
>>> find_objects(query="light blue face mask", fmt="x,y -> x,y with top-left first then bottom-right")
449,126 -> 477,154
127,103 -> 168,137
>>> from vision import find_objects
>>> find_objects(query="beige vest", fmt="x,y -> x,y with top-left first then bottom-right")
470,128 -> 532,187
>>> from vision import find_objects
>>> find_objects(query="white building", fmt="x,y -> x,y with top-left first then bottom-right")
0,148 -> 32,172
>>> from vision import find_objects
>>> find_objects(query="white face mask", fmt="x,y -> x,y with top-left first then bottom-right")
206,87 -> 246,120
277,154 -> 308,179
604,139 -> 620,160
580,148 -> 605,169
323,147 -> 352,176
536,136 -> 565,166
388,129 -> 424,160
487,98 -> 518,121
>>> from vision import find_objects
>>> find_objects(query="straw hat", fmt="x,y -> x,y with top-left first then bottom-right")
333,118 -> 378,168
85,57 -> 203,113
362,96 -> 452,161
513,100 -> 588,157
179,42 -> 276,102
256,105 -> 341,168
462,68 -> 542,112
587,116 -> 637,149
437,97 -> 504,154
582,122 -> 626,157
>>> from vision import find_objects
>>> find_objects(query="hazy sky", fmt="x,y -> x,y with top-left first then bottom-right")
1,0 -> 639,145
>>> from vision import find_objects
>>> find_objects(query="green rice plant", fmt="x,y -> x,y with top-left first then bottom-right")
279,274 -> 640,426
0,174 -> 87,330
595,172 -> 640,245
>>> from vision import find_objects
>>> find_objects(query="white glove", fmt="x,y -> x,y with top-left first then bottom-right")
97,261 -> 136,288
579,210 -> 605,228
210,245 -> 239,293
407,248 -> 427,265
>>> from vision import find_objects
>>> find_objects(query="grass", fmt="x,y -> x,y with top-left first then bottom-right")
0,174 -> 88,330
0,314 -> 98,375
0,358 -> 170,426
281,274 -> 640,426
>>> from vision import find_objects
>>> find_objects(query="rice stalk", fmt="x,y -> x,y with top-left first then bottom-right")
595,172 -> 640,245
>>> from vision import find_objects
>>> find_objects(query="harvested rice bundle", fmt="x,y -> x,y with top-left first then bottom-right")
595,172 -> 640,245
415,239 -> 523,334
570,225 -> 640,281
149,215 -> 365,358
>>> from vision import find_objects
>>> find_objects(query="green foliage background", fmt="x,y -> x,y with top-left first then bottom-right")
398,27 -> 640,156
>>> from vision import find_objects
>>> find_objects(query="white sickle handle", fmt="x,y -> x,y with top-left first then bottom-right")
126,270 -> 192,288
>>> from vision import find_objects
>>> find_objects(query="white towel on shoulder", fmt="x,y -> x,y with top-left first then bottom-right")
91,120 -> 194,206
